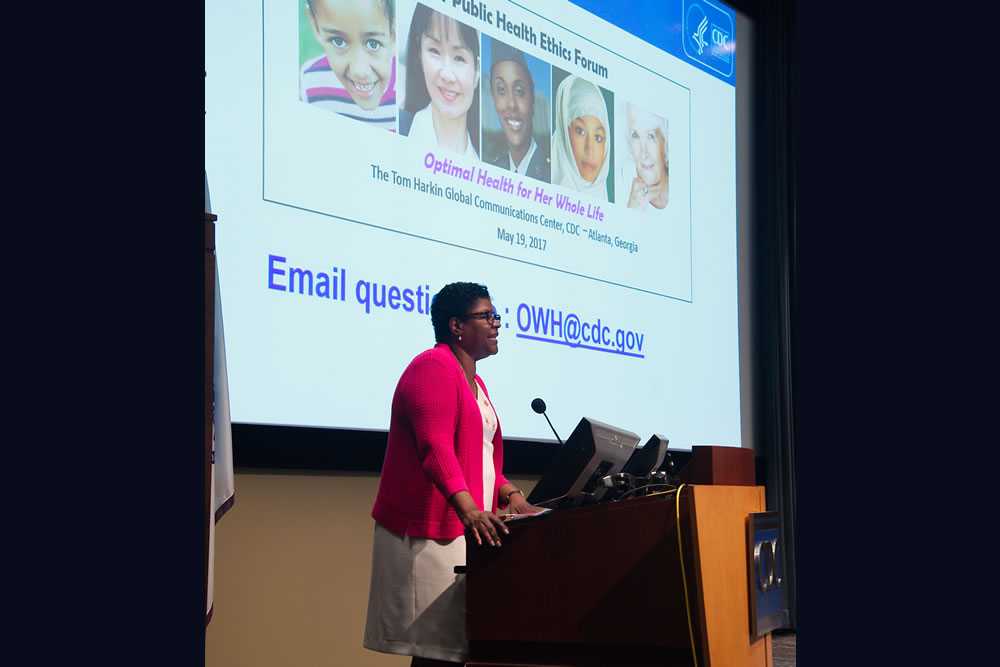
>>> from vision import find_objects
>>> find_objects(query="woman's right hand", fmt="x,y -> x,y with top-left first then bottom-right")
629,174 -> 668,210
646,175 -> 668,205
451,491 -> 509,547
628,175 -> 651,209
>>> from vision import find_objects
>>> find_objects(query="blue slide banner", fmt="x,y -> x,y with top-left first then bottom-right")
566,0 -> 736,85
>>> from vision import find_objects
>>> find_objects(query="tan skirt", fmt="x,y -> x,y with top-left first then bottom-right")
363,523 -> 468,663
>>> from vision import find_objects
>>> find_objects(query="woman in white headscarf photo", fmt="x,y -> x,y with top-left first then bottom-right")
551,74 -> 612,202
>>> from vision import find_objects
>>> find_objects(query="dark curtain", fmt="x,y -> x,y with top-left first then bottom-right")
747,0 -> 798,630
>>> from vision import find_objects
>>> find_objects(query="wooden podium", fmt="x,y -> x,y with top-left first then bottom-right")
465,451 -> 771,667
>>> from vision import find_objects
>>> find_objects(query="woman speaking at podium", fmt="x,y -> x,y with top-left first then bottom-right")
363,282 -> 540,666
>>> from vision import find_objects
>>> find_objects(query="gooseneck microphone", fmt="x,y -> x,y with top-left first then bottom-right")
531,397 -> 564,446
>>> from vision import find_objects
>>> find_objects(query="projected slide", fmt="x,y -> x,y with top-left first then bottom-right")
271,0 -> 690,299
206,0 -> 740,449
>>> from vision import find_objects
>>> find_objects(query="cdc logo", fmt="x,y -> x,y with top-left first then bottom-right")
753,536 -> 782,592
746,512 -> 790,639
683,0 -> 734,78
686,4 -> 709,56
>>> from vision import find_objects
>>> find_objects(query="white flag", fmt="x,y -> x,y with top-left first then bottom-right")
206,171 -> 235,623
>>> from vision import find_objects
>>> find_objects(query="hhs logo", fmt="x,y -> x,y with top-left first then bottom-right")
683,0 -> 734,78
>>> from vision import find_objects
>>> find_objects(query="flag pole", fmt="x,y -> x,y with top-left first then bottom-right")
204,206 -> 217,625
205,170 -> 235,627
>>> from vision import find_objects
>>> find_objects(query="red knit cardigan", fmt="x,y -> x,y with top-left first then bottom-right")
371,343 -> 510,539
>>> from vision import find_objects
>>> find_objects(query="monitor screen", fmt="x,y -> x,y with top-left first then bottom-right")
526,417 -> 640,507
621,434 -> 669,477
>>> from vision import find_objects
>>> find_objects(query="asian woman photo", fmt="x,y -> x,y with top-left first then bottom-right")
399,4 -> 481,158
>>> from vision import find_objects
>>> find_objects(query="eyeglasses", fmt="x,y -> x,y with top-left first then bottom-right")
463,309 -> 501,324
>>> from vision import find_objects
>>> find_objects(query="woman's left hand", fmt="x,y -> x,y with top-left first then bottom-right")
507,494 -> 544,515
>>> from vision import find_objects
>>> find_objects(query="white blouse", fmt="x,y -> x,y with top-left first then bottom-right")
409,105 -> 479,158
475,384 -> 498,511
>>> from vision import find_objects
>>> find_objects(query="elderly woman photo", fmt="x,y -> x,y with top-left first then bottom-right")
620,102 -> 668,211
551,73 -> 613,202
363,282 -> 541,666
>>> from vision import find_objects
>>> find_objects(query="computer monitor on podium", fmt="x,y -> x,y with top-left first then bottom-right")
622,434 -> 669,476
526,418 -> 640,508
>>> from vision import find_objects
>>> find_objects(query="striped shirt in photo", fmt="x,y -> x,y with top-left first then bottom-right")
299,55 -> 397,132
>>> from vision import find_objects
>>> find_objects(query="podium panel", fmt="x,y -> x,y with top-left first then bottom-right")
465,485 -> 771,667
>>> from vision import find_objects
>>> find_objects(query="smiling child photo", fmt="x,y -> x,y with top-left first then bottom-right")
299,0 -> 398,132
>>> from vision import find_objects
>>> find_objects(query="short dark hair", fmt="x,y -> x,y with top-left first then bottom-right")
404,3 -> 480,154
489,39 -> 532,89
431,282 -> 490,343
306,0 -> 396,35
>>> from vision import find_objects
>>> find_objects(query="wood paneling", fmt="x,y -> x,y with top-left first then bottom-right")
690,485 -> 770,667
